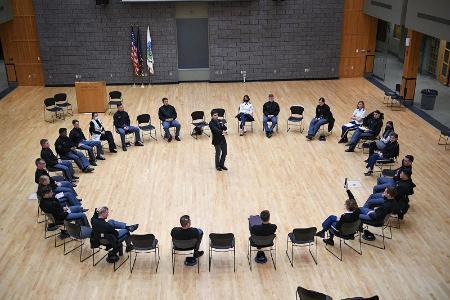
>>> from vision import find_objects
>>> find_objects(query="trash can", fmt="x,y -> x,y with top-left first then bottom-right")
420,89 -> 438,110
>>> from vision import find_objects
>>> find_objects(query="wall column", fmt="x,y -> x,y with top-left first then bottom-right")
401,30 -> 422,101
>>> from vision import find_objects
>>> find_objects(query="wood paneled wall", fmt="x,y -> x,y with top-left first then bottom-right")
339,0 -> 377,78
0,0 -> 43,86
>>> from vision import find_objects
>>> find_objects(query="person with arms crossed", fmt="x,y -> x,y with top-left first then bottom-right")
209,110 -> 228,171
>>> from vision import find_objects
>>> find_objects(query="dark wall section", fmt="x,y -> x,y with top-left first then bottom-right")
405,0 -> 450,41
34,0 -> 343,85
208,0 -> 343,82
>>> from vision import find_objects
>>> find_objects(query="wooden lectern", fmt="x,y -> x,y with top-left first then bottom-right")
75,81 -> 107,113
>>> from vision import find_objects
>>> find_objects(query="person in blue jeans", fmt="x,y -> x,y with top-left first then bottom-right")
69,119 -> 105,165
55,128 -> 94,173
158,97 -> 181,142
38,175 -> 81,206
306,97 -> 333,140
113,103 -> 144,150
359,187 -> 397,222
372,155 -> 414,193
35,158 -> 77,191
40,139 -> 77,182
316,189 -> 360,246
262,93 -> 280,138
364,133 -> 399,176
345,110 -> 383,152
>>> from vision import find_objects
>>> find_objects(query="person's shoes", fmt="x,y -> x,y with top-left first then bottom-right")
168,136 -> 173,142
345,142 -> 352,146
315,230 -> 325,238
47,223 -> 58,231
126,245 -> 134,252
363,230 -> 376,241
89,161 -> 97,166
122,146 -> 128,151
364,159 -> 368,163
265,132 -> 269,138
73,176 -> 79,179
135,141 -> 144,146
175,136 -> 181,141
106,254 -> 120,263
184,257 -> 197,266
338,137 -> 348,143
96,155 -> 105,160
220,165 -> 228,171
239,131 -> 244,136
268,132 -> 273,138
125,142 -> 132,146
306,135 -> 312,140
110,148 -> 118,153
364,170 -> 373,176
362,142 -> 370,148
216,167 -> 222,171
77,198 -> 83,202
83,167 -> 94,173
345,148 -> 355,152
71,183 -> 77,187
58,230 -> 70,240
82,208 -> 89,213
323,238 -> 334,246
126,224 -> 139,232
194,251 -> 204,258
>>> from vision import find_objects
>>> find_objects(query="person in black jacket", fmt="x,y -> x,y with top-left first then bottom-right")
262,93 -> 280,138
359,186 -> 397,222
345,110 -> 383,152
373,155 -> 413,193
89,112 -> 117,153
209,110 -> 228,171
55,128 -> 94,172
35,157 -> 76,188
158,97 -> 181,142
248,210 -> 277,262
70,119 -> 105,164
40,139 -> 77,182
38,175 -> 80,206
90,207 -> 138,262
315,189 -> 360,246
170,215 -> 204,261
364,133 -> 399,176
113,103 -> 144,151
306,97 -> 333,140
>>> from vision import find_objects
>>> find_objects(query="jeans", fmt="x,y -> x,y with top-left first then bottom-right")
341,121 -> 358,138
321,215 -> 338,240
366,153 -> 382,170
117,126 -> 141,146
61,191 -> 81,206
363,197 -> 385,209
263,116 -> 278,133
54,181 -> 77,195
79,140 -> 104,160
53,160 -> 75,181
162,120 -> 181,138
359,207 -> 375,221
66,206 -> 89,227
62,150 -> 90,170
348,129 -> 374,146
107,219 -> 132,246
373,177 -> 395,193
307,118 -> 328,137
214,141 -> 227,168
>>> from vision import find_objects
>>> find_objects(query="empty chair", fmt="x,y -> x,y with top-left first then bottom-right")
342,296 -> 379,300
54,93 -> 73,116
383,84 -> 400,106
438,130 -> 450,150
43,213 -> 66,248
63,220 -> 94,262
191,111 -> 210,139
208,233 -> 235,272
108,91 -> 122,114
129,234 -> 160,273
324,219 -> 362,261
136,114 -> 157,142
171,238 -> 200,274
44,98 -> 64,123
296,286 -> 333,300
286,227 -> 318,267
287,105 -> 304,133
247,234 -> 276,270
361,214 -> 392,250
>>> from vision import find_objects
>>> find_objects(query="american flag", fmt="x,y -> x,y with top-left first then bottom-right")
130,27 -> 140,76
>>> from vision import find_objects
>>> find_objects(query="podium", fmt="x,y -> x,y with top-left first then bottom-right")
75,81 -> 107,113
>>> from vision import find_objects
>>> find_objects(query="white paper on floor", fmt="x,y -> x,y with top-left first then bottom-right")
347,180 -> 362,188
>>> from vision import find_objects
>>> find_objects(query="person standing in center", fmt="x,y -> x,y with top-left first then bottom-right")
158,97 -> 181,142
209,110 -> 228,171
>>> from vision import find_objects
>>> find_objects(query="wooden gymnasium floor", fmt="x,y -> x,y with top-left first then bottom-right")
0,78 -> 449,300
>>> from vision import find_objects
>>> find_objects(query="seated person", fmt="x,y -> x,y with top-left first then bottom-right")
248,210 -> 277,263
40,139 -> 77,182
113,103 -> 144,150
315,189 -> 360,246
373,155 -> 413,193
170,215 -> 204,264
306,97 -> 333,140
69,119 -> 105,166
55,128 -> 94,173
90,206 -> 138,263
236,95 -> 254,136
364,133 -> 399,176
345,110 -> 383,152
262,93 -> 280,138
158,97 -> 181,142
89,112 -> 117,153
38,175 -> 81,206
367,121 -> 395,155
359,186 -> 397,223
35,158 -> 76,189
338,100 -> 366,143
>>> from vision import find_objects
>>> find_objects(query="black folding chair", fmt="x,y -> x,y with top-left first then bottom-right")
296,286 -> 332,300
325,219 -> 362,261
247,234 -> 276,270
63,221 -> 95,262
43,213 -> 66,248
286,227 -> 318,267
361,214 -> 392,250
287,105 -> 304,133
208,233 -> 235,272
136,114 -> 157,142
171,238 -> 200,274
91,233 -> 129,272
191,111 -> 210,139
129,234 -> 160,273
44,98 -> 64,123
54,93 -> 73,116
108,91 -> 122,114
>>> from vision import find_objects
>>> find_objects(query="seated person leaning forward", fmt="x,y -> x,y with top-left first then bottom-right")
338,100 -> 365,143
170,215 -> 204,265
113,103 -> 144,151
315,189 -> 360,246
306,97 -> 333,140
90,207 -> 139,263
345,110 -> 383,152
248,210 -> 277,263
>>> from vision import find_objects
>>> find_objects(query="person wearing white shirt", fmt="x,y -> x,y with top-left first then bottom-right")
338,100 -> 366,144
236,95 -> 254,136
89,112 -> 117,153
